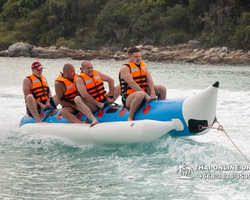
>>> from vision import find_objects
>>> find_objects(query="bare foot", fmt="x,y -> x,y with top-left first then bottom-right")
90,119 -> 100,127
128,117 -> 133,121
37,121 -> 48,123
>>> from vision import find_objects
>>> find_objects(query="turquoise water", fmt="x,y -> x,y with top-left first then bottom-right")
0,57 -> 250,199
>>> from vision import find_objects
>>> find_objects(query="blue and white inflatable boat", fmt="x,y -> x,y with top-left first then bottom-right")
19,82 -> 219,144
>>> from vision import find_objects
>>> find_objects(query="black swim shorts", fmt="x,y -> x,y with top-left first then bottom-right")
121,94 -> 129,107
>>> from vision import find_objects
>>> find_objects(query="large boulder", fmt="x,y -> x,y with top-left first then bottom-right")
8,42 -> 34,57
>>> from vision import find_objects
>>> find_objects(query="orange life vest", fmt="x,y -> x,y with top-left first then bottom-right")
119,61 -> 148,95
55,73 -> 78,103
78,70 -> 107,102
27,75 -> 49,102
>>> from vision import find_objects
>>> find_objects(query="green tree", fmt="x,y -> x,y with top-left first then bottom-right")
1,0 -> 250,49
233,12 -> 250,50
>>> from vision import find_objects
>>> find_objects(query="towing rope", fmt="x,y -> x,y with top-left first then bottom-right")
201,118 -> 250,164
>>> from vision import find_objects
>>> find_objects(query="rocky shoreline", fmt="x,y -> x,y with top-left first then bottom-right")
1,42 -> 250,64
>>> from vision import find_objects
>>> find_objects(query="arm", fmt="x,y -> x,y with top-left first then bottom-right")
55,81 -> 78,110
23,77 -> 46,108
22,78 -> 32,99
96,70 -> 114,102
145,64 -> 156,98
120,65 -> 149,93
44,78 -> 52,108
75,76 -> 104,108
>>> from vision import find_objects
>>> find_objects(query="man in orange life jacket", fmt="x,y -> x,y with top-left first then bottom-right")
75,60 -> 118,126
55,63 -> 99,126
22,61 -> 58,123
119,46 -> 166,121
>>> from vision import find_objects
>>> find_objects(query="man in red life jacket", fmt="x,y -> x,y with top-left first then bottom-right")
55,63 -> 99,127
75,60 -> 118,126
119,46 -> 166,121
22,61 -> 58,123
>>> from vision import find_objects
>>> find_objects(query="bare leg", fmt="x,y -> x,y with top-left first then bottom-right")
26,94 -> 44,123
52,95 -> 59,106
126,91 -> 145,121
74,96 -> 99,127
113,84 -> 120,102
61,107 -> 84,123
155,85 -> 167,99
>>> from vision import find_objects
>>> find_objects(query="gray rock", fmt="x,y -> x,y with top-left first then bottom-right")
59,46 -> 69,50
25,43 -> 34,50
135,44 -> 143,49
121,47 -> 128,52
15,51 -> 31,57
0,50 -> 8,57
143,45 -> 154,51
30,48 -> 46,57
49,46 -> 57,50
151,47 -> 159,53
204,48 -> 216,55
8,42 -> 31,57
221,47 -> 228,52
187,40 -> 200,49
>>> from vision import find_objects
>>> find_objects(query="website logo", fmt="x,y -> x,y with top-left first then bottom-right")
176,163 -> 250,180
177,163 -> 194,179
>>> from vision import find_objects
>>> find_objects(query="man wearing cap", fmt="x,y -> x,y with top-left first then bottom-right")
22,61 -> 58,123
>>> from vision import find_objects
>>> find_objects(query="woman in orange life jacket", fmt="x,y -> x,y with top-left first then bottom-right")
22,61 -> 58,123
55,63 -> 100,127
75,60 -> 119,127
119,46 -> 166,121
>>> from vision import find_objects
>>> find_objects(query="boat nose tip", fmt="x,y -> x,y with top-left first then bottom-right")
212,81 -> 219,88
182,82 -> 219,135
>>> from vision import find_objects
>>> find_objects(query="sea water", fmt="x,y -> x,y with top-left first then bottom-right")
0,57 -> 250,200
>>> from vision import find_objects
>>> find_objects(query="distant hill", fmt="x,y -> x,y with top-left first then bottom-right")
0,0 -> 250,50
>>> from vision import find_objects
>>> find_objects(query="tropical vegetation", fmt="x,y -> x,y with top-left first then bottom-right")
0,0 -> 250,50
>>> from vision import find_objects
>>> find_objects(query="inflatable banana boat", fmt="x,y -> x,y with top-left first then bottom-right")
19,82 -> 219,144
